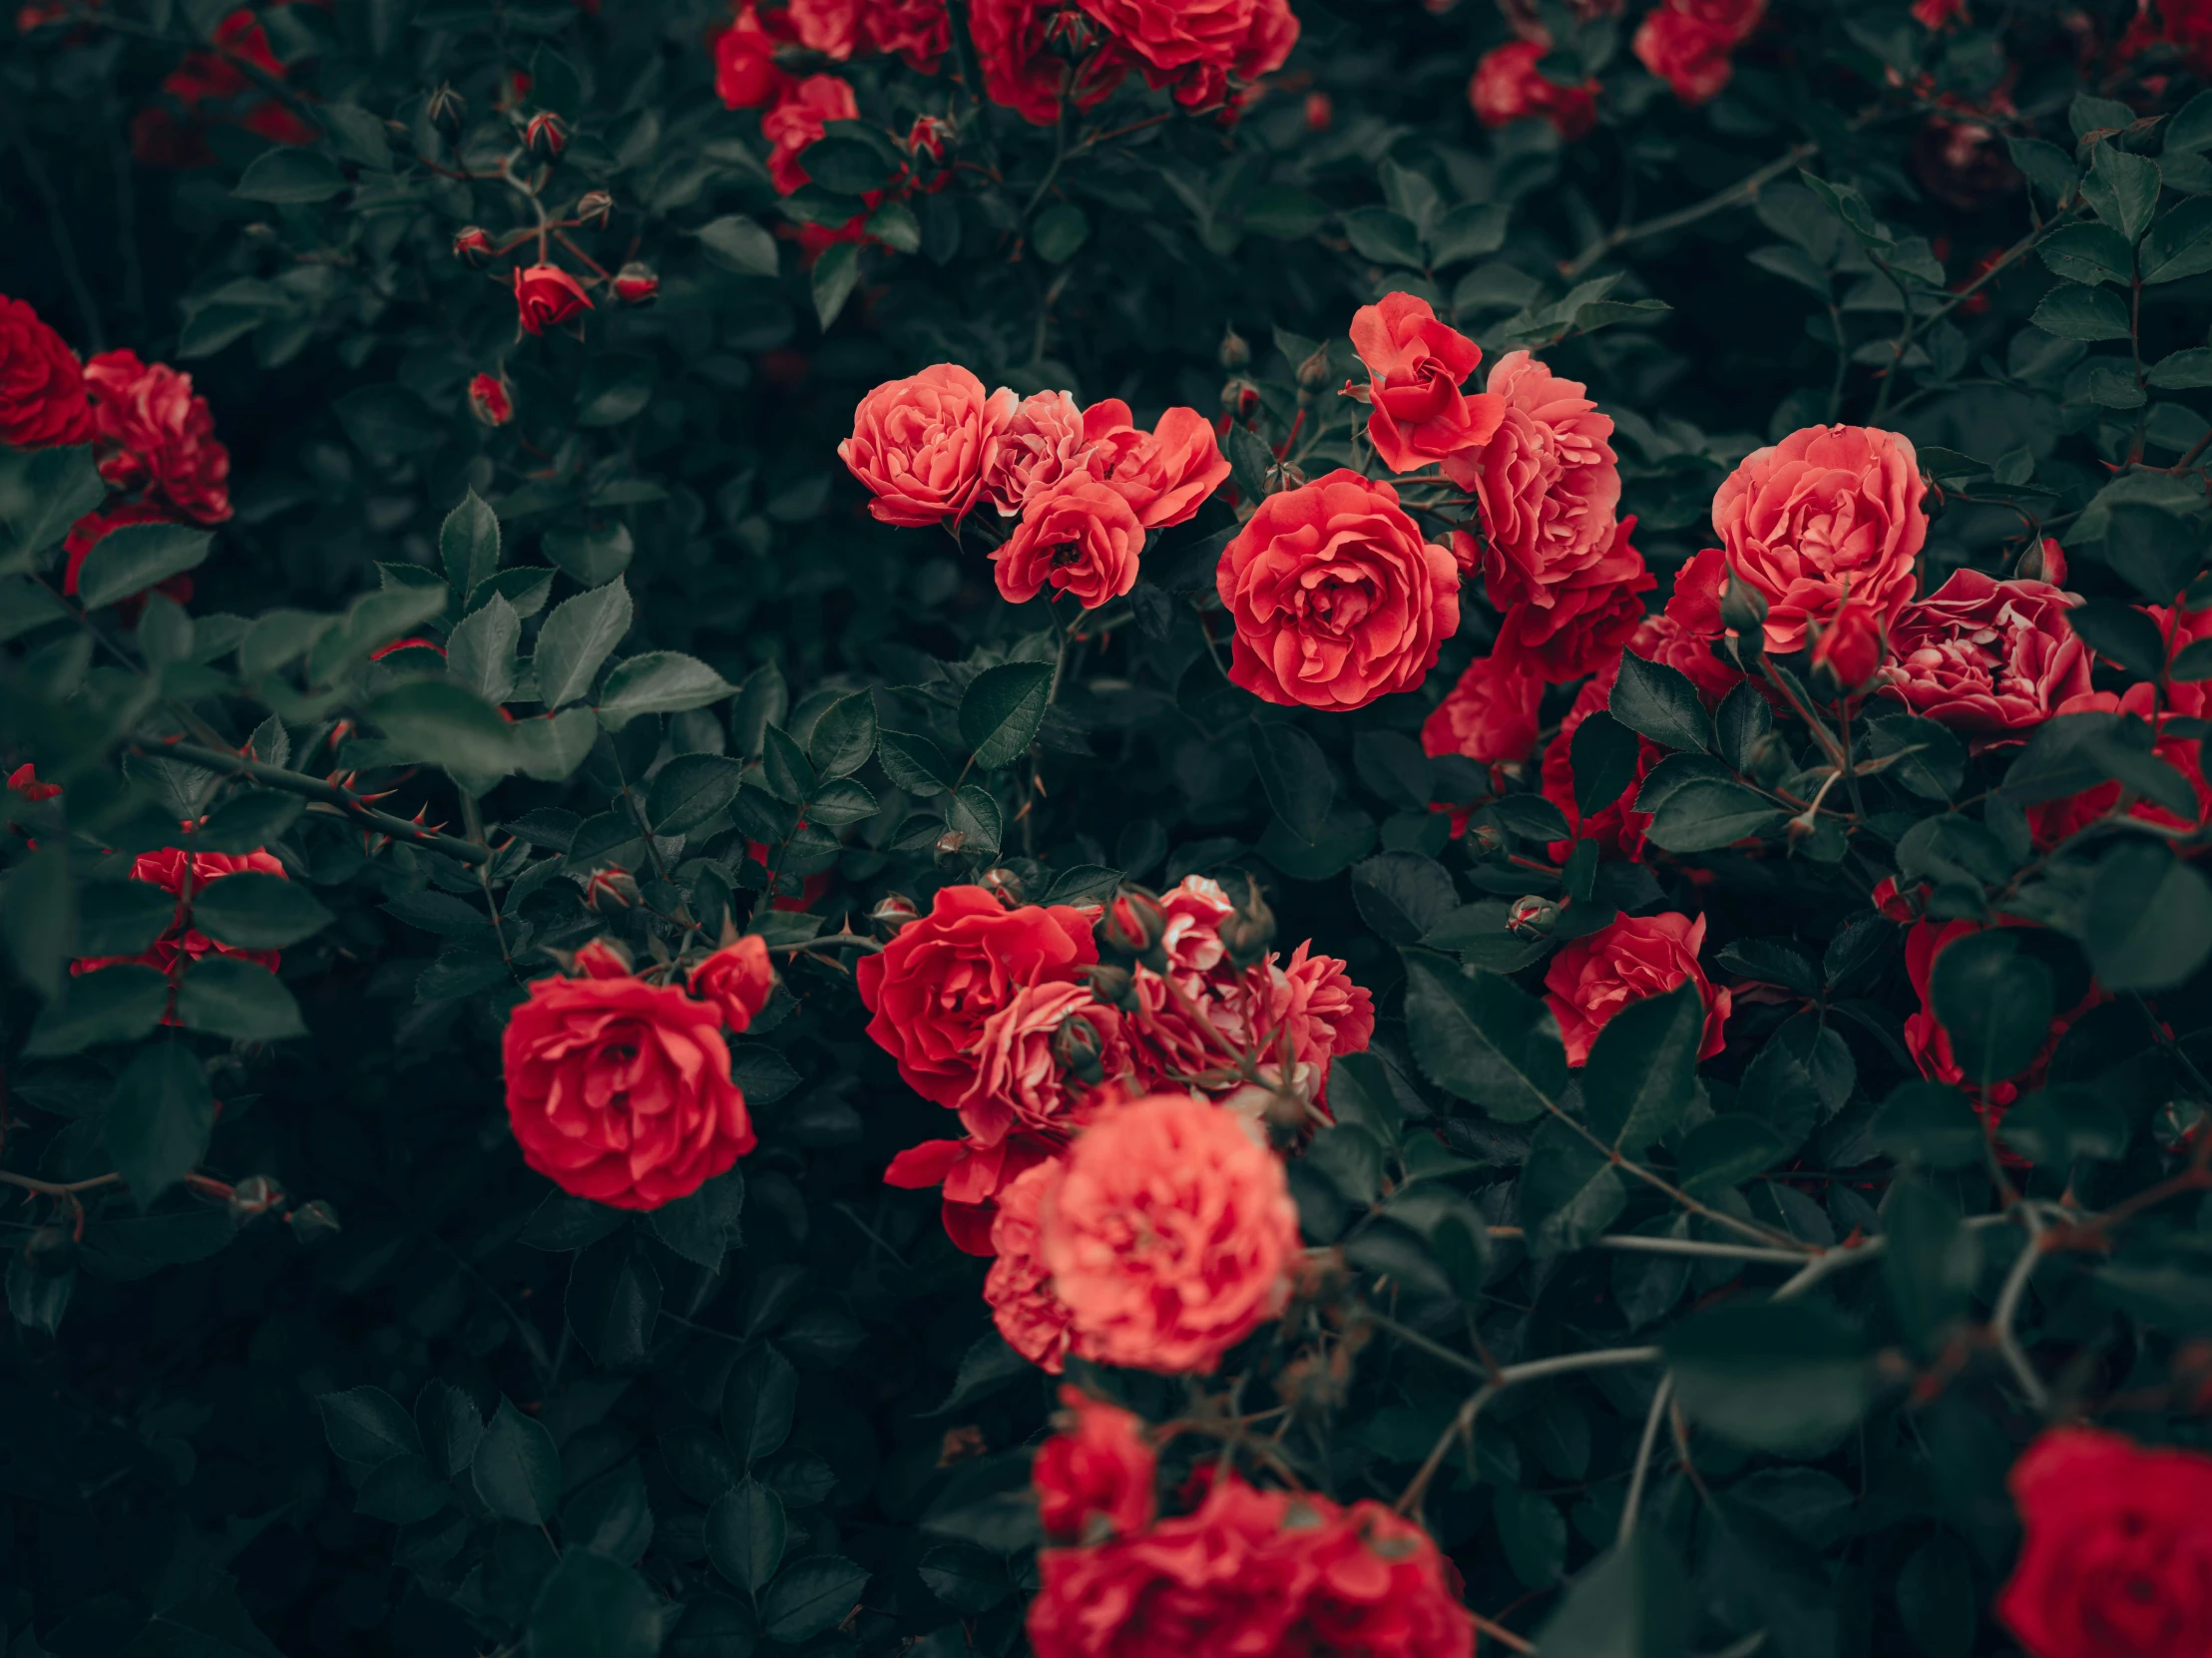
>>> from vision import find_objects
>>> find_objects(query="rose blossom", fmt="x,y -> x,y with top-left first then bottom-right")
688,935 -> 776,1032
502,972 -> 755,1210
1879,570 -> 2089,733
71,845 -> 287,982
1082,401 -> 1230,529
1252,943 -> 1377,1097
0,293 -> 94,448
856,883 -> 1098,1108
1634,0 -> 1764,105
1995,1427 -> 2212,1658
1708,422 -> 1929,652
468,371 -> 513,427
1421,652 -> 1545,766
1540,655 -> 1661,861
969,0 -> 1129,124
1078,0 -> 1296,101
891,1129 -> 1059,1255
8,764 -> 60,803
839,363 -> 1016,528
512,262 -> 594,335
761,72 -> 859,195
787,0 -> 859,56
1034,1387 -> 1157,1545
985,1156 -> 1077,1370
993,476 -> 1146,609
1346,292 -> 1503,473
82,350 -> 231,526
983,389 -> 1092,515
1544,911 -> 1730,1066
1215,469 -> 1461,711
1470,39 -> 1599,139
1902,918 -> 2088,1105
1491,514 -> 1655,683
956,981 -> 1128,1146
64,502 -> 197,621
1038,1091 -> 1299,1373
713,2 -> 789,108
1449,350 -> 1621,614
863,0 -> 951,69
1808,589 -> 1892,692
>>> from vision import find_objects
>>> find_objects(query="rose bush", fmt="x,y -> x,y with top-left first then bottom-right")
4,0 -> 2212,1655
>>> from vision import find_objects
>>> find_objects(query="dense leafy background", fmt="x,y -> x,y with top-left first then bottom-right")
4,0 -> 2212,1655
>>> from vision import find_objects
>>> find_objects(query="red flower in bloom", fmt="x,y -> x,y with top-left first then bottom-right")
713,1 -> 791,108
968,0 -> 1129,125
468,372 -> 514,427
64,502 -> 197,622
2121,0 -> 2212,74
512,263 -> 594,335
863,0 -> 952,68
73,846 -> 288,990
1034,1387 -> 1157,1544
1346,291 -> 1502,473
1075,0 -> 1296,112
985,1154 -> 1077,1369
956,981 -> 1127,1147
688,935 -> 776,1032
1081,402 -> 1231,530
1544,911 -> 1730,1067
1491,514 -> 1655,684
1540,656 -> 1661,861
994,476 -> 1147,609
83,350 -> 232,526
856,884 -> 1099,1109
501,973 -> 755,1210
1995,1427 -> 2212,1658
891,1127 -> 1060,1254
983,390 -> 1092,517
1880,570 -> 2089,734
1470,38 -> 1599,140
1421,651 -> 1545,767
0,293 -> 94,448
762,72 -> 860,194
7,764 -> 60,803
839,363 -> 1016,528
1634,0 -> 1764,105
1902,918 -> 2088,1106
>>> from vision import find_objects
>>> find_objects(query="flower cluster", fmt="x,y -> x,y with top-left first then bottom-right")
71,845 -> 288,1013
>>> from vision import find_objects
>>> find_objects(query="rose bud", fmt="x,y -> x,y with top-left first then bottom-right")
582,866 -> 638,910
1218,883 -> 1276,970
1507,895 -> 1560,939
1042,6 -> 1096,52
1101,890 -> 1167,963
1052,1012 -> 1108,1085
468,371 -> 514,427
512,262 -> 594,335
228,1174 -> 283,1222
1718,567 -> 1770,640
933,828 -> 970,872
524,109 -> 568,160
1468,822 -> 1506,857
907,115 -> 953,162
1305,90 -> 1334,132
1085,962 -> 1137,1009
1808,594 -> 1890,696
1219,325 -> 1251,371
612,261 -> 660,304
978,865 -> 1027,906
286,1199 -> 341,1243
868,892 -> 921,932
2015,536 -> 2065,586
1296,342 -> 1333,392
427,82 -> 467,135
576,189 -> 615,227
1221,379 -> 1260,420
453,225 -> 496,263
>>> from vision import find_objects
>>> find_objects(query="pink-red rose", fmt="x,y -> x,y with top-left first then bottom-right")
1347,291 -> 1502,473
985,1154 -> 1077,1369
688,936 -> 776,1032
1634,0 -> 1763,104
71,845 -> 286,985
0,292 -> 93,449
969,0 -> 1129,124
1082,401 -> 1230,529
761,72 -> 859,195
983,389 -> 1092,516
1470,38 -> 1599,139
512,263 -> 594,335
840,363 -> 1015,528
1709,423 -> 1928,652
1880,570 -> 2089,733
468,371 -> 514,427
1453,350 -> 1621,615
83,349 -> 232,526
1034,1387 -> 1158,1544
1492,514 -> 1655,683
713,2 -> 789,108
993,475 -> 1147,609
1215,469 -> 1461,711
957,981 -> 1127,1146
1544,911 -> 1730,1066
1421,652 -> 1545,765
501,973 -> 755,1210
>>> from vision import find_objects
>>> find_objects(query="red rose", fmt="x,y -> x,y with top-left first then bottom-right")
63,502 -> 196,622
1633,0 -> 1763,104
788,0 -> 859,55
983,389 -> 1092,516
468,371 -> 514,427
688,936 -> 776,1032
1082,402 -> 1229,530
856,884 -> 1099,1108
893,1127 -> 1060,1254
1450,350 -> 1621,615
0,293 -> 93,448
82,350 -> 231,526
1901,917 -> 2091,1105
7,763 -> 59,803
1912,0 -> 1966,24
969,0 -> 1129,124
1544,911 -> 1730,1067
1996,1427 -> 2212,1658
501,973 -> 755,1210
1709,423 -> 1927,653
572,939 -> 635,979
1470,38 -> 1599,139
1492,514 -> 1656,683
986,1155 -> 1077,1370
957,981 -> 1127,1146
994,476 -> 1147,609
762,72 -> 861,194
1879,570 -> 2088,733
1077,0 -> 1294,95
1540,655 -> 1660,862
1636,604 -> 1743,702
71,846 -> 287,986
1215,469 -> 1461,711
839,363 -> 1016,528
864,0 -> 952,68
1251,943 -> 1376,1098
1292,1497 -> 1476,1658
512,263 -> 594,335
2120,0 -> 2212,74
1034,1387 -> 1157,1544
713,2 -> 790,109
1347,292 -> 1502,474
1807,588 -> 1892,693
1421,651 -> 1545,766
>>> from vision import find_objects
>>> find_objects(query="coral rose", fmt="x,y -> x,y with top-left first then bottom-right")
511,263 -> 594,336
64,502 -> 197,621
969,0 -> 1129,124
839,362 -> 1015,528
1544,911 -> 1730,1066
993,476 -> 1146,609
1347,292 -> 1502,473
688,935 -> 776,1032
956,981 -> 1127,1146
501,973 -> 755,1210
1034,1387 -> 1157,1544
1421,652 -> 1545,765
983,389 -> 1092,516
1038,1091 -> 1299,1373
1708,423 -> 1928,652
1879,570 -> 2088,733
986,1156 -> 1077,1370
1215,469 -> 1461,711
762,72 -> 860,194
856,884 -> 1098,1108
1471,38 -> 1599,140
83,350 -> 231,525
1995,1428 -> 2212,1658
1491,514 -> 1655,683
1082,401 -> 1230,529
1451,350 -> 1621,614
0,293 -> 94,448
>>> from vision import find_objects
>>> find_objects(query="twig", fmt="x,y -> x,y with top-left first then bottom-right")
1990,1205 -> 2051,1411
1472,1613 -> 1537,1655
1616,1374 -> 1675,1546
1543,1102 -> 1811,1253
1561,143 -> 1819,280
0,1170 -> 123,1198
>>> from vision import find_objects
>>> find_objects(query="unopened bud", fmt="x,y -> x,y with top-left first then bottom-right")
1507,895 -> 1560,939
1264,458 -> 1306,495
427,83 -> 467,136
1744,731 -> 1790,783
576,190 -> 615,228
1042,7 -> 1096,53
287,1199 -> 341,1244
1219,325 -> 1250,371
907,115 -> 953,162
1052,1012 -> 1107,1084
453,225 -> 496,263
613,261 -> 660,304
1718,569 -> 1770,641
1221,378 -> 1259,420
1468,822 -> 1506,857
25,1225 -> 74,1276
468,370 -> 514,428
2016,536 -> 2065,586
934,829 -> 970,872
1218,883 -> 1276,969
868,892 -> 920,932
978,866 -> 1027,907
524,109 -> 568,161
1085,962 -> 1136,1010
1296,344 -> 1333,392
229,1174 -> 283,1222
1102,889 -> 1166,962
583,866 -> 640,911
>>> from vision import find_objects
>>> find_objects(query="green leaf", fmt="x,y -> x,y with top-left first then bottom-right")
3,843 -> 74,998
648,754 -> 746,835
917,1540 -> 1009,1613
867,200 -> 921,253
535,578 -> 634,709
1929,929 -> 2054,1085
808,690 -> 877,779
75,879 -> 179,957
188,872 -> 332,950
2037,221 -> 2135,286
2068,598 -> 2167,675
1870,1081 -> 1986,1169
2148,346 -> 2212,388
439,490 -> 502,595
74,522 -> 213,611
1340,206 -> 1424,266
514,708 -> 601,783
1520,1116 -> 1626,1255
356,1453 -> 450,1525
1533,1532 -> 1688,1658
527,1547 -> 664,1658
446,594 -> 521,705
173,957 -> 306,1040
368,681 -> 517,776
24,963 -> 171,1054
1608,651 -> 1712,752
1999,1085 -> 2129,1165
958,661 -> 1055,771
317,1385 -> 423,1465
1429,202 -> 1510,264
233,149 -> 346,203
2085,142 -> 2162,241
2031,282 -> 2132,341
805,775 -> 877,827
706,1478 -> 787,1594
1567,711 -> 1640,819
2008,137 -> 2079,206
2084,839 -> 2212,991
1349,852 -> 1458,945
543,524 -> 635,587
1401,952 -> 1564,1122
812,241 -> 861,331
1033,203 -> 1090,262
759,1556 -> 871,1644
761,726 -> 816,805
472,1399 -> 561,1525
1882,1177 -> 1980,1356
1665,1300 -> 1877,1455
599,652 -> 734,728
1675,1114 -> 1787,1198
1642,779 -> 1787,853
2144,195 -> 2212,282
1581,984 -> 1703,1155
721,1344 -> 797,1465
1241,184 -> 1331,239
698,213 -> 782,277
106,1043 -> 215,1208
0,443 -> 106,564
878,729 -> 953,793
1251,720 -> 1335,843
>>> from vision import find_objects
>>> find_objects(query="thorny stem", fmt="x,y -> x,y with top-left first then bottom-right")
1543,1101 -> 1812,1253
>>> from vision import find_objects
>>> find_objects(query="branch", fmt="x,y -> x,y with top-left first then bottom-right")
1616,1374 -> 1676,1546
1561,142 -> 1819,280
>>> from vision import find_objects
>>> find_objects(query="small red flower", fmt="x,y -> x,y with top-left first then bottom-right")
8,763 -> 60,803
612,262 -> 661,304
453,225 -> 496,263
468,372 -> 514,427
513,262 -> 594,335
